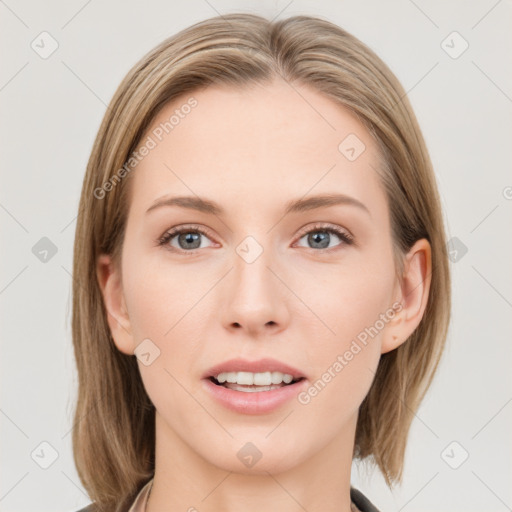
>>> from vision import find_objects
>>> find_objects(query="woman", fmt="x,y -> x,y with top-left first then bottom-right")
71,12 -> 451,512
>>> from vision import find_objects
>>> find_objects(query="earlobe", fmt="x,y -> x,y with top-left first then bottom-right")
381,238 -> 432,354
96,253 -> 134,356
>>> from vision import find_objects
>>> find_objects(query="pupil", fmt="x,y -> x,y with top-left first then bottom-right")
179,232 -> 201,249
309,231 -> 329,249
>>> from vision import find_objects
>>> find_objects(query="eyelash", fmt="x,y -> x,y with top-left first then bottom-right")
156,222 -> 354,255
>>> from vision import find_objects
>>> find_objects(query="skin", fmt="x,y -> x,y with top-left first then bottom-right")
97,76 -> 431,512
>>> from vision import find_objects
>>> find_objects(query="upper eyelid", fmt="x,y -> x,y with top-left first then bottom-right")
295,222 -> 351,237
167,224 -> 216,240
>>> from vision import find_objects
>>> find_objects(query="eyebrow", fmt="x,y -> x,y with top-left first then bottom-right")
145,193 -> 371,217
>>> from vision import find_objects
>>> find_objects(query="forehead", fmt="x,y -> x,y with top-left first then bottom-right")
129,78 -> 386,219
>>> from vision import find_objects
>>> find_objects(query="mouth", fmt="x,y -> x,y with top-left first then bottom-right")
207,375 -> 306,393
202,372 -> 309,414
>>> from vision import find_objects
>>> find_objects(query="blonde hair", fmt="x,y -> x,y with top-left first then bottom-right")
71,12 -> 451,511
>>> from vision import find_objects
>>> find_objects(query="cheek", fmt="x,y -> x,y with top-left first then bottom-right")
296,257 -> 394,400
122,244 -> 208,341
123,267 -> 203,421
284,263 -> 391,461
121,243 -> 215,370
299,254 -> 394,343
331,277 -> 392,347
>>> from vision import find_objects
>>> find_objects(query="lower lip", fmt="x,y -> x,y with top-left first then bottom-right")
202,377 -> 308,415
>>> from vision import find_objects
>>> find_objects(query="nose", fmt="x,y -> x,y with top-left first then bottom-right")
221,241 -> 290,337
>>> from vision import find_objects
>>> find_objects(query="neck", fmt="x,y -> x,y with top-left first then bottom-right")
146,411 -> 358,512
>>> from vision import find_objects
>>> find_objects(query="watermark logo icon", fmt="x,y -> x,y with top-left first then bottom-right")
440,441 -> 469,469
441,31 -> 469,59
338,133 -> 366,162
236,236 -> 264,264
31,441 -> 59,469
32,237 -> 58,263
134,338 -> 161,366
31,31 -> 59,59
446,237 -> 468,263
237,442 -> 262,468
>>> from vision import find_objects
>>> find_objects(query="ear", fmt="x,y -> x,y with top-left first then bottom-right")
96,253 -> 135,356
381,238 -> 432,354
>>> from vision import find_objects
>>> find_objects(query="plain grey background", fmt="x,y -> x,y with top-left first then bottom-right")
1,1 -> 511,511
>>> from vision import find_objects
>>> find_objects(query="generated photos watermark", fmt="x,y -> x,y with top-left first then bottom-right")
297,300 -> 403,405
93,96 -> 198,199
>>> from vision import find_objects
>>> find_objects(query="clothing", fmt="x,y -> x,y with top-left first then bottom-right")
75,477 -> 381,512
126,478 -> 152,512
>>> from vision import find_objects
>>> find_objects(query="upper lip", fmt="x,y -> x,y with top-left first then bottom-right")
203,358 -> 306,380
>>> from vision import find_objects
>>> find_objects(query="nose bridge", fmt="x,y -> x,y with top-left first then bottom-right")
232,233 -> 275,299
222,232 -> 288,333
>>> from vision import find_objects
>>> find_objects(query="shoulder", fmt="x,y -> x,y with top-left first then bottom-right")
350,486 -> 382,512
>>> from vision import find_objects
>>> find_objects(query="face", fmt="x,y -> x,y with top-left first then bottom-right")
100,77 -> 416,475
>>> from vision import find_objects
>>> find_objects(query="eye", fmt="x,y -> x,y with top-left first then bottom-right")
157,222 -> 354,255
294,223 -> 354,251
157,224 -> 216,253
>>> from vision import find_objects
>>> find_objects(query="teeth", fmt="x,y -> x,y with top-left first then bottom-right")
215,371 -> 295,386
223,383 -> 285,392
